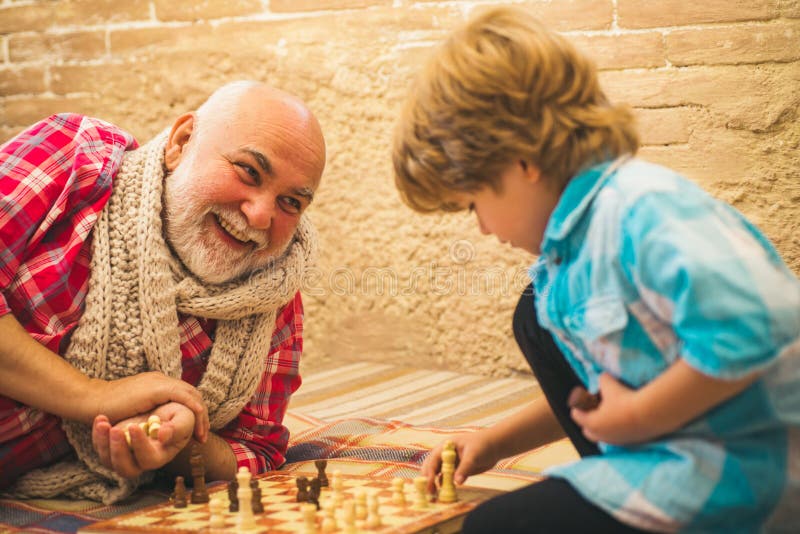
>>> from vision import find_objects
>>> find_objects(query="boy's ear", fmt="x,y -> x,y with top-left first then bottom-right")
164,112 -> 195,171
520,159 -> 543,183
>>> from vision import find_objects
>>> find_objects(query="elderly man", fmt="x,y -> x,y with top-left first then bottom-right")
0,81 -> 325,503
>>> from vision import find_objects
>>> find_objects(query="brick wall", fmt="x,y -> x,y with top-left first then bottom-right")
1,1 -> 798,376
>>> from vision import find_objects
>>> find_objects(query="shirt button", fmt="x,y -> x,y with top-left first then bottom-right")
552,255 -> 562,265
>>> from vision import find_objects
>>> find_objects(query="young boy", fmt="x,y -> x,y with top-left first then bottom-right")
392,6 -> 800,533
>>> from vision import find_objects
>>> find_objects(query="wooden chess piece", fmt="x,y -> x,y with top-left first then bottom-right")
301,502 -> 318,534
209,498 -> 225,528
172,476 -> 187,508
314,459 -> 329,487
414,476 -> 430,508
250,478 -> 264,513
236,467 -> 256,530
228,479 -> 239,512
438,441 -> 458,503
391,477 -> 406,506
366,493 -> 382,529
189,444 -> 209,503
309,477 -> 322,510
296,476 -> 310,502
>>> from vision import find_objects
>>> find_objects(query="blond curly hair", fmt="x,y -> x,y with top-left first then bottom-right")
392,6 -> 639,213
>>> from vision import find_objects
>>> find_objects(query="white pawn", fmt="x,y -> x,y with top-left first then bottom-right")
366,493 -> 382,529
302,502 -> 318,534
391,477 -> 406,506
332,470 -> 345,508
321,497 -> 337,533
413,477 -> 429,509
342,499 -> 357,534
236,467 -> 256,530
209,497 -> 225,528
355,490 -> 368,520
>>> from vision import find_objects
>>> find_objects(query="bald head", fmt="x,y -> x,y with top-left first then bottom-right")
162,81 -> 326,284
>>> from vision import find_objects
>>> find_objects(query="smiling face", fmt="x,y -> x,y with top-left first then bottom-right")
455,160 -> 561,255
162,83 -> 326,285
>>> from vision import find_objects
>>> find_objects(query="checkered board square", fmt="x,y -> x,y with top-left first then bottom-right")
79,471 -> 500,533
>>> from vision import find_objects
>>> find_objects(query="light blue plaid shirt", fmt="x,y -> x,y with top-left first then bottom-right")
530,158 -> 800,533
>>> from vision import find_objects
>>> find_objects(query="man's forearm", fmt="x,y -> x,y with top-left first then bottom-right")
0,313 -> 96,423
166,433 -> 237,481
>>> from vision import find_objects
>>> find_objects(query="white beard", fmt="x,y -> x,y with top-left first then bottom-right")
163,169 -> 285,285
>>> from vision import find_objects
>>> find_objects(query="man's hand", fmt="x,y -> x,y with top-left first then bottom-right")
86,373 -> 209,443
420,430 -> 500,495
91,402 -> 195,478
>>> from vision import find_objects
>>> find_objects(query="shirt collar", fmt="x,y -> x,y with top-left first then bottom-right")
540,157 -> 626,252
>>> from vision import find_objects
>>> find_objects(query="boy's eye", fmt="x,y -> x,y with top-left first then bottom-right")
467,203 -> 475,214
279,196 -> 302,214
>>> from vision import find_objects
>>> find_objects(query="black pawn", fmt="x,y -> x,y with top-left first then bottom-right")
315,459 -> 329,487
296,476 -> 310,503
250,479 -> 264,513
309,477 -> 322,510
228,479 -> 239,512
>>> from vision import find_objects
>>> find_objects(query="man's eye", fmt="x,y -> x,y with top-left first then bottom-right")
235,163 -> 260,183
280,196 -> 302,214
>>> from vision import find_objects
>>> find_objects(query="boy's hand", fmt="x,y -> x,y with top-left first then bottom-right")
91,402 -> 195,478
420,430 -> 500,494
570,373 -> 648,445
86,373 -> 209,444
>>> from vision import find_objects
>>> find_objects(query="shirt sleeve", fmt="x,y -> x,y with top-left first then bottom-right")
0,113 -> 136,315
621,186 -> 800,379
218,291 -> 304,472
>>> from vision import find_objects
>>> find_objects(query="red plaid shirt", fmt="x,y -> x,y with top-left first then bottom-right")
0,114 -> 303,488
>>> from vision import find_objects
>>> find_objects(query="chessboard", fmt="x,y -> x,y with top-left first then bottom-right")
79,471 -> 500,533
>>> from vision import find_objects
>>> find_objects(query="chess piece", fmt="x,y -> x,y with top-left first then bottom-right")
315,459 -> 329,487
342,499 -> 357,534
296,476 -> 310,502
355,489 -> 368,520
190,444 -> 209,503
309,477 -> 322,510
321,496 -> 337,532
414,476 -> 429,509
438,440 -> 458,503
209,498 -> 225,528
228,479 -> 239,512
250,479 -> 264,513
391,477 -> 406,506
301,502 -> 318,534
331,470 -> 344,507
236,467 -> 256,530
172,476 -> 187,508
366,493 -> 382,529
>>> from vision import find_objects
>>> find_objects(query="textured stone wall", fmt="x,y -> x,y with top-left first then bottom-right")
1,1 -> 798,376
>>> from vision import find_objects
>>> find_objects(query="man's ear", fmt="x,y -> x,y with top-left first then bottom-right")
164,113 -> 195,171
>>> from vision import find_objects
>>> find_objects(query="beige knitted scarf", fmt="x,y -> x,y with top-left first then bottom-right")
8,130 -> 318,503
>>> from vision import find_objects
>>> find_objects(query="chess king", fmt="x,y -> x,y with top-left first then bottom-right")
0,81 -> 325,502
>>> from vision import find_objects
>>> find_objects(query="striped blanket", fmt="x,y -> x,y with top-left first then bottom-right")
0,363 -> 577,533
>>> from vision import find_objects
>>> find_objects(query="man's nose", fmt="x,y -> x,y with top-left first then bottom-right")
241,195 -> 274,230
